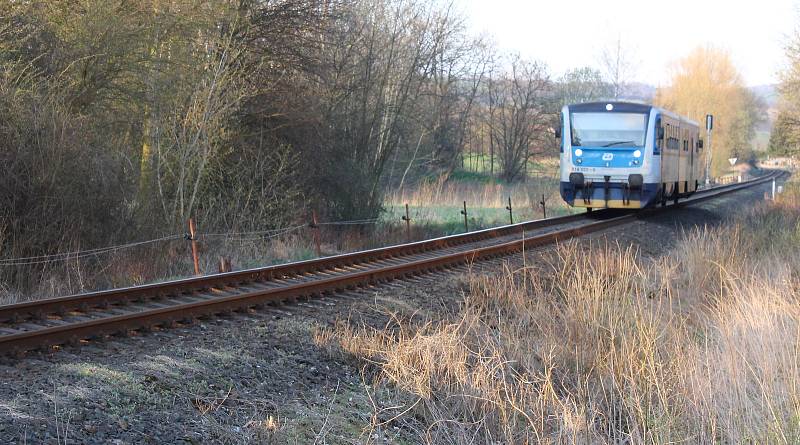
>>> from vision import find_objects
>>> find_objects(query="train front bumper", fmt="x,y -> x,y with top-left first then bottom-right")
560,173 -> 659,209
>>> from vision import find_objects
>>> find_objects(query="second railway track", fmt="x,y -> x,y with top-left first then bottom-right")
0,171 -> 785,356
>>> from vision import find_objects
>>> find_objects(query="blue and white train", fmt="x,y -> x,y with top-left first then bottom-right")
558,102 -> 704,209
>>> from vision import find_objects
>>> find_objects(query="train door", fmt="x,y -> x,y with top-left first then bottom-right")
662,118 -> 679,200
678,123 -> 686,194
689,135 -> 695,192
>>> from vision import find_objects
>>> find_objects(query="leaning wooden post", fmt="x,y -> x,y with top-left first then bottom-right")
187,218 -> 200,276
505,197 -> 514,225
218,257 -> 231,273
540,193 -> 547,219
311,210 -> 322,256
401,203 -> 411,242
460,201 -> 469,233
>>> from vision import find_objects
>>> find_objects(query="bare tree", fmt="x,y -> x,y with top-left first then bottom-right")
558,66 -> 612,105
154,31 -> 252,223
422,31 -> 491,176
599,35 -> 637,99
486,56 -> 551,183
294,0 -> 469,219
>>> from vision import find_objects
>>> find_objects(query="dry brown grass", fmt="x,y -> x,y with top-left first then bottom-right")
386,175 -> 567,218
317,191 -> 800,444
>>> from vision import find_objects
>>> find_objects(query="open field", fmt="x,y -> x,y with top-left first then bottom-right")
384,167 -> 573,233
458,154 -> 560,178
318,179 -> 800,443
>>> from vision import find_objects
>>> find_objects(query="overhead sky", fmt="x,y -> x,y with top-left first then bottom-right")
460,0 -> 797,87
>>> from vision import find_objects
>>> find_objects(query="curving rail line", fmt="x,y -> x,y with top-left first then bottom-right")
0,171 -> 785,356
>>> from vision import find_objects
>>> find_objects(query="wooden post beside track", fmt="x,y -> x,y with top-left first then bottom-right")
187,218 -> 200,276
460,201 -> 469,233
401,203 -> 411,242
218,257 -> 232,273
311,210 -> 322,257
540,194 -> 547,219
505,197 -> 513,225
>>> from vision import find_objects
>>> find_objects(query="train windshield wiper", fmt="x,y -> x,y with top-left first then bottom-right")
602,141 -> 636,147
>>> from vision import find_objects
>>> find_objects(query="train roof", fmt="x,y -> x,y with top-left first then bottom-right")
567,101 -> 652,114
565,101 -> 700,127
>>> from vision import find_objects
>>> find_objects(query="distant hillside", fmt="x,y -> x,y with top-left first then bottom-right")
750,84 -> 778,108
621,82 -> 656,102
749,84 -> 779,151
750,84 -> 778,142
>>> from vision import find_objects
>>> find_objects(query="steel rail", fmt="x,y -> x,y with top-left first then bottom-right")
0,211 -> 599,323
0,171 -> 784,355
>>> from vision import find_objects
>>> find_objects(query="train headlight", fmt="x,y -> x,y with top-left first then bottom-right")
575,149 -> 583,157
633,150 -> 642,158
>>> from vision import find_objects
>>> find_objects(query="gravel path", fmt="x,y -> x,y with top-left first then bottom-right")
0,177 -> 784,444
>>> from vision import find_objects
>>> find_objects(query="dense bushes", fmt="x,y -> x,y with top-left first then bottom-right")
0,65 -> 128,263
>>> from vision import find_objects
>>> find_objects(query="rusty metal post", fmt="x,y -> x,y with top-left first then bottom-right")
505,197 -> 513,225
311,210 -> 322,256
187,218 -> 200,276
460,201 -> 469,233
540,194 -> 547,219
401,203 -> 411,242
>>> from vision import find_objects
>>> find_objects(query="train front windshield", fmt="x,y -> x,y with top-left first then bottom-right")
570,112 -> 648,148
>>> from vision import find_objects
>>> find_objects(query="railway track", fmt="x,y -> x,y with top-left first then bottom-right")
0,171 -> 784,356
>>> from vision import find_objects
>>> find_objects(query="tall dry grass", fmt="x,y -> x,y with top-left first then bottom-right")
318,190 -> 800,444
384,175 -> 572,228
387,175 -> 562,210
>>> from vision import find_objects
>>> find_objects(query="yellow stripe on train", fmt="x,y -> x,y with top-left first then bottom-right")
572,200 -> 643,209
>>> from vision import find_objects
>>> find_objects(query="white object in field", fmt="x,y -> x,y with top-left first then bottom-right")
772,179 -> 776,200
728,157 -> 737,166
737,175 -> 742,183
778,185 -> 784,194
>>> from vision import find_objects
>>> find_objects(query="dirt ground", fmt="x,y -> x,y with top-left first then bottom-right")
0,179 -> 782,444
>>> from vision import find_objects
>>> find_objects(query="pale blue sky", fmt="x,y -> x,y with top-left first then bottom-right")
460,0 -> 797,86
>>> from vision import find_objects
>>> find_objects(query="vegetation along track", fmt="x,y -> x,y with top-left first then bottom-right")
0,171 -> 784,356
